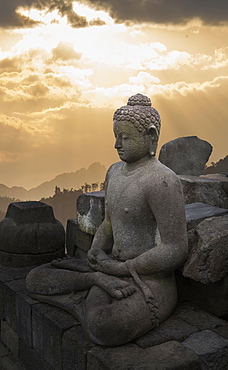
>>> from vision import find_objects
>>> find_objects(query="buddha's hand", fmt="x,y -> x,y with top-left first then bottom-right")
89,258 -> 127,277
87,248 -> 110,265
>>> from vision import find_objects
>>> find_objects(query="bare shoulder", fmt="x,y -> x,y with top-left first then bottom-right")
106,161 -> 123,181
105,161 -> 123,187
147,158 -> 182,197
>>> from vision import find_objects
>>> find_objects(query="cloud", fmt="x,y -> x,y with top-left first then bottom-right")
129,72 -> 160,85
0,0 -> 107,29
0,1 -> 40,28
52,42 -> 82,61
84,0 -> 228,25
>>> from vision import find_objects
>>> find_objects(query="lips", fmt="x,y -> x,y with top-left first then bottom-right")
118,151 -> 124,155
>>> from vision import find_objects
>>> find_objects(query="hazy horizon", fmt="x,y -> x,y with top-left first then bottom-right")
0,1 -> 228,188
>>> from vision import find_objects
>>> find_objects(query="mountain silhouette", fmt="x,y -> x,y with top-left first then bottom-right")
0,162 -> 106,201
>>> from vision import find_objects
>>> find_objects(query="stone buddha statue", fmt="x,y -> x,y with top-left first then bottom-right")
26,93 -> 188,346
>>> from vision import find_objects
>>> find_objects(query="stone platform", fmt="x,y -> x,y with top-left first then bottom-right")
0,266 -> 227,370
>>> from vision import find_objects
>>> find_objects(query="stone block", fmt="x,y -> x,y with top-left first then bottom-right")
176,270 -> 228,317
62,325 -> 94,370
200,173 -> 228,195
77,191 -> 105,235
31,303 -> 58,356
159,136 -> 212,176
173,302 -> 227,330
6,201 -> 55,224
135,315 -> 198,348
0,266 -> 35,320
0,201 -> 65,267
213,326 -> 228,340
0,266 -> 36,283
185,202 -> 228,231
0,281 -> 4,320
0,337 -> 10,358
87,341 -> 201,370
43,306 -> 78,370
179,175 -> 228,209
183,214 -> 228,283
66,218 -> 93,257
0,248 -> 65,269
182,330 -> 228,370
0,348 -> 26,370
1,320 -> 19,358
16,290 -> 38,347
19,340 -> 54,370
4,279 -> 26,331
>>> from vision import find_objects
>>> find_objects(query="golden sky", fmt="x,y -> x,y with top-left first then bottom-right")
0,0 -> 227,188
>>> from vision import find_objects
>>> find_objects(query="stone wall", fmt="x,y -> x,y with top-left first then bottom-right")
0,265 -> 228,370
0,195 -> 228,369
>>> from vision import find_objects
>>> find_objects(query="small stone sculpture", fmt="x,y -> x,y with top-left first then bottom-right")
0,201 -> 65,267
26,94 -> 188,346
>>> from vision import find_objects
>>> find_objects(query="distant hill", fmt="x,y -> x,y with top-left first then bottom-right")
0,162 -> 106,200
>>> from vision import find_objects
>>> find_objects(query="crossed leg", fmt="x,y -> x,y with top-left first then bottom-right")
26,262 -> 153,346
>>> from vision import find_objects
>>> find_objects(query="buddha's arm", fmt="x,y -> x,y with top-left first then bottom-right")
88,165 -> 115,263
87,211 -> 114,264
132,173 -> 188,276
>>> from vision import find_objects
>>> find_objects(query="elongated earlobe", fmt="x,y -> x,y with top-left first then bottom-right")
148,125 -> 158,156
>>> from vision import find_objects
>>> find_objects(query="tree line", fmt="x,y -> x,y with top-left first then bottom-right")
0,182 -> 105,225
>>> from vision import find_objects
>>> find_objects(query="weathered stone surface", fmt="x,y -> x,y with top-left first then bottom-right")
201,172 -> 228,190
179,175 -> 228,208
66,218 -> 93,258
62,325 -> 94,370
43,307 -> 78,370
0,338 -> 9,358
16,290 -> 38,347
0,201 -> 65,255
31,303 -> 59,356
159,136 -> 212,176
87,341 -> 201,370
0,266 -> 36,283
0,282 -> 4,320
135,315 -> 198,348
0,266 -> 35,320
77,191 -> 105,235
1,320 -> 19,358
0,341 -> 26,370
0,248 -> 64,268
182,330 -> 228,370
176,271 -> 228,317
173,302 -> 227,331
6,201 -> 55,224
213,326 -> 228,340
4,279 -> 26,331
183,215 -> 228,283
185,202 -> 228,231
19,340 -> 54,370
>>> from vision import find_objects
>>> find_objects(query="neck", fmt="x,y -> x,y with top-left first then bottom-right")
123,154 -> 153,172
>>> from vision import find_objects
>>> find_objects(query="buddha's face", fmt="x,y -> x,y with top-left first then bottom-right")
113,120 -> 150,163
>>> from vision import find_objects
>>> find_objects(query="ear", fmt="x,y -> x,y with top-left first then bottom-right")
148,125 -> 158,156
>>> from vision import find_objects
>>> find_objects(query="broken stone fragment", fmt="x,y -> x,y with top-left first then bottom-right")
159,136 -> 212,176
183,214 -> 228,284
77,191 -> 105,235
179,175 -> 228,209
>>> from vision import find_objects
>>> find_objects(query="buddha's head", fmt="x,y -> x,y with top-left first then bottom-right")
113,93 -> 161,163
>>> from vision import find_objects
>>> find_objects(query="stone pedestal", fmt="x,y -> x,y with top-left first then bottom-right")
0,201 -> 65,267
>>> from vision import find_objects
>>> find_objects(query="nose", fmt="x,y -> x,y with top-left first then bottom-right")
115,136 -> 122,149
